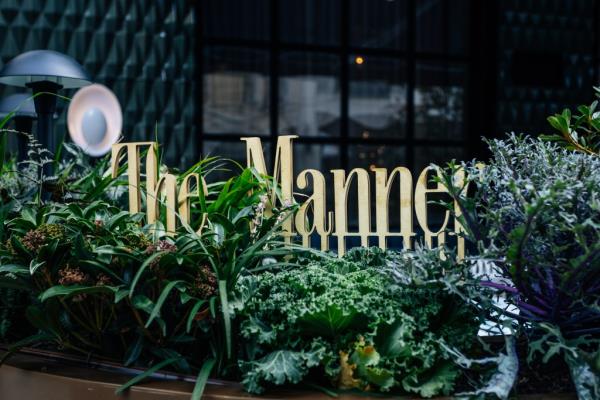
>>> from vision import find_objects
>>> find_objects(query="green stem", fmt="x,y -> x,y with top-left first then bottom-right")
60,340 -> 92,356
68,329 -> 101,350
127,300 -> 158,344
218,280 -> 231,360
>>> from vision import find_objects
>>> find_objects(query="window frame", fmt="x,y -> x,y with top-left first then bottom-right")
197,0 -> 480,174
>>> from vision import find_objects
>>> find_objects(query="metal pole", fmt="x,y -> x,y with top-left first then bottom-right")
29,81 -> 61,176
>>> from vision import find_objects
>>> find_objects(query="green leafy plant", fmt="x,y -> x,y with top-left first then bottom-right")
544,87 -> 600,155
235,246 -> 487,397
0,140 -> 307,398
436,134 -> 600,399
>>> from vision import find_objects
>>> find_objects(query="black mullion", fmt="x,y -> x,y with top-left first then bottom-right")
476,0 -> 498,157
592,0 -> 600,82
442,0 -> 449,55
269,0 -> 279,163
406,0 -> 416,172
340,0 -> 350,169
466,0 -> 478,160
204,37 -> 469,62
196,2 -> 204,157
201,132 -> 464,147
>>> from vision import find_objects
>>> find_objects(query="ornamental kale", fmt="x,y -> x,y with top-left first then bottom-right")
235,246 -> 485,397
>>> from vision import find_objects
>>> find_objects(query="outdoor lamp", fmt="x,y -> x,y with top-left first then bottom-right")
67,84 -> 122,157
0,50 -> 92,156
0,93 -> 37,159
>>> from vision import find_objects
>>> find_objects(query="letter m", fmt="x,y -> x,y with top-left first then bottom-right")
241,135 -> 297,242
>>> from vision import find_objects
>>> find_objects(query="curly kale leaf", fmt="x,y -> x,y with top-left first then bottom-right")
401,360 -> 459,398
240,341 -> 327,394
298,304 -> 363,337
444,336 -> 518,400
236,247 -> 484,396
348,337 -> 395,391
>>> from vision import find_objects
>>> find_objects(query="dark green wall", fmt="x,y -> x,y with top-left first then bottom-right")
0,0 -> 197,166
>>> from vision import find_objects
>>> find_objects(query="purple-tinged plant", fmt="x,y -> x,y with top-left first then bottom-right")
436,134 -> 600,398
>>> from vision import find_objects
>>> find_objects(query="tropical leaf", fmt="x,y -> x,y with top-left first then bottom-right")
145,280 -> 184,327
191,358 -> 216,400
115,357 -> 180,395
39,284 -> 117,302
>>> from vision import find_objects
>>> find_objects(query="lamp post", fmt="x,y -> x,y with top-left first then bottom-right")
0,93 -> 37,159
0,50 -> 92,157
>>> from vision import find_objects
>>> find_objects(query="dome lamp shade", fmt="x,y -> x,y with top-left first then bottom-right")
0,93 -> 36,118
0,93 -> 38,160
0,50 -> 92,89
0,50 -> 92,163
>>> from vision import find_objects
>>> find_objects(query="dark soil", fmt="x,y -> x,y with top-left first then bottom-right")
513,342 -> 574,395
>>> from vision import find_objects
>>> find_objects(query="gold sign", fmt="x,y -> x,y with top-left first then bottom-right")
111,136 -> 471,259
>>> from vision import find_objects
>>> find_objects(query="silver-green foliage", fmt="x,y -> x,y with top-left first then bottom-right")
437,134 -> 600,399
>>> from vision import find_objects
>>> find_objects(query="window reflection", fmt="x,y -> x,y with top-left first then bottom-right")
348,144 -> 406,170
279,52 -> 340,137
415,63 -> 465,140
200,0 -> 472,178
202,0 -> 270,41
280,0 -> 340,45
349,56 -> 407,138
416,0 -> 469,54
414,145 -> 465,173
414,145 -> 465,231
348,144 -> 407,232
350,0 -> 408,49
203,47 -> 270,135
295,142 -> 339,207
203,140 -> 271,182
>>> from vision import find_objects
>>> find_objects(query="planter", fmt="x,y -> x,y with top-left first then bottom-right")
0,349 -> 577,400
0,349 -> 388,400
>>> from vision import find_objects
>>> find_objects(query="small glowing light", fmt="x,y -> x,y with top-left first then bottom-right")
362,130 -> 370,138
355,56 -> 364,65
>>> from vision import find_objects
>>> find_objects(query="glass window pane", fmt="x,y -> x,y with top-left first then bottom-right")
414,63 -> 466,141
350,0 -> 408,49
349,56 -> 407,138
416,0 -> 469,54
414,145 -> 466,174
348,144 -> 407,240
279,52 -> 341,137
295,142 -> 340,205
414,145 -> 466,231
203,140 -> 271,182
295,143 -> 341,173
203,47 -> 270,135
202,0 -> 270,41
348,144 -> 406,170
280,0 -> 340,45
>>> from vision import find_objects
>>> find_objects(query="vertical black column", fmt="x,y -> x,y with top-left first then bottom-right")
14,117 -> 33,161
594,0 -> 600,85
340,0 -> 349,169
467,0 -> 498,161
195,1 -> 204,157
406,0 -> 415,172
269,0 -> 279,162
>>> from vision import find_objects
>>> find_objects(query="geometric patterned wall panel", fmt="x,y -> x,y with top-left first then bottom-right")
496,0 -> 598,136
0,0 -> 197,167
